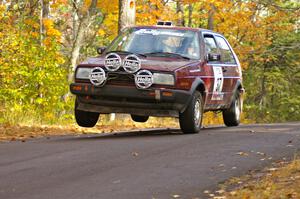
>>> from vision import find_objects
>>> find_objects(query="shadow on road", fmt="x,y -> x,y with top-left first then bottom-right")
61,128 -> 185,141
53,125 -> 248,142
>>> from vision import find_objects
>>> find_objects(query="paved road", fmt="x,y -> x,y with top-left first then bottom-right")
0,123 -> 300,199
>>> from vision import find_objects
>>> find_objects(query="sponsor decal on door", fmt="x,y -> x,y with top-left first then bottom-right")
212,66 -> 224,100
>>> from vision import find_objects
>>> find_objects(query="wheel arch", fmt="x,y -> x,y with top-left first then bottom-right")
194,81 -> 207,105
230,80 -> 244,110
233,80 -> 244,97
181,78 -> 207,113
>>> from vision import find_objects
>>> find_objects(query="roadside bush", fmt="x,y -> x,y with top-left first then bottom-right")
0,6 -> 72,125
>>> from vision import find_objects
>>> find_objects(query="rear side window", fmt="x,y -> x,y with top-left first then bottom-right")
215,36 -> 236,64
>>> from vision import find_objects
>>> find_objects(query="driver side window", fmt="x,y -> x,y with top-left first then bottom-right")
204,35 -> 219,55
204,35 -> 220,63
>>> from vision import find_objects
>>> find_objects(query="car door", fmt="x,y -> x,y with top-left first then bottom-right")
214,35 -> 239,105
202,33 -> 228,109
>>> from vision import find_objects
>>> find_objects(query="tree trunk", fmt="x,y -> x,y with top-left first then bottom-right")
28,0 -> 37,15
72,0 -> 79,42
70,20 -> 85,77
207,4 -> 216,30
69,0 -> 98,79
39,0 -> 49,98
118,0 -> 136,33
40,0 -> 49,35
188,4 -> 193,27
42,0 -> 49,18
176,0 -> 184,26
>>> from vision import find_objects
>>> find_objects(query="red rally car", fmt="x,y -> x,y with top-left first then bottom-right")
70,22 -> 244,134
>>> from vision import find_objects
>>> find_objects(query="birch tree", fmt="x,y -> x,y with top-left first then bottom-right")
118,0 -> 136,33
69,0 -> 102,75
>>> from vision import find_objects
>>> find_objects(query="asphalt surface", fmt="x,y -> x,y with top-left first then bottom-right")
0,122 -> 300,199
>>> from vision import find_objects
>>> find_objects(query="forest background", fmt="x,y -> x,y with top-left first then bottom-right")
0,0 -> 299,128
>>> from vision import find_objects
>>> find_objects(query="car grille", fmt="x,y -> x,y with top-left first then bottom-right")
106,72 -> 135,86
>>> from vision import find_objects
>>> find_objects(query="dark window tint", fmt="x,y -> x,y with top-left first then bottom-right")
215,36 -> 236,64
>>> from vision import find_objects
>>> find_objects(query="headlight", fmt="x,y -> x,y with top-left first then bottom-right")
76,68 -> 92,79
153,73 -> 175,86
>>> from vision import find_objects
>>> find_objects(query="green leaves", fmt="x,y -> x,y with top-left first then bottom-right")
0,6 -> 70,125
244,31 -> 300,122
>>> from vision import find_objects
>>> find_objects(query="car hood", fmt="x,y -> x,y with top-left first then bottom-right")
80,56 -> 198,72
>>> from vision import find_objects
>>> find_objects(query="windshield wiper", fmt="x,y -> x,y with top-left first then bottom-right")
144,52 -> 190,60
106,50 -> 146,58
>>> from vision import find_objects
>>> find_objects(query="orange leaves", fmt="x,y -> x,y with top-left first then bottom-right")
98,0 -> 118,14
24,19 -> 40,29
46,27 -> 61,38
136,0 -> 176,25
82,0 -> 93,12
30,32 -> 39,38
98,29 -> 106,36
202,0 -> 294,70
43,18 -> 53,28
51,0 -> 68,9
42,19 -> 62,45
43,37 -> 52,47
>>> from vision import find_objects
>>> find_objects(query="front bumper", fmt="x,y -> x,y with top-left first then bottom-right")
70,83 -> 191,117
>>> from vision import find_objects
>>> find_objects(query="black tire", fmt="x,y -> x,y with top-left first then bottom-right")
75,100 -> 99,127
131,115 -> 149,123
179,91 -> 203,134
222,93 -> 242,127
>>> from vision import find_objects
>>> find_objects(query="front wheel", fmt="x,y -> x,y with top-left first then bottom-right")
75,100 -> 99,127
179,91 -> 203,134
222,93 -> 242,127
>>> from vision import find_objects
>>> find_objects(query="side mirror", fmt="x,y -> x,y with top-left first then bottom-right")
207,53 -> 221,62
97,47 -> 106,55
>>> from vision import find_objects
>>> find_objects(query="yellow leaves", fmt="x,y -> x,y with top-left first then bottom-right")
0,5 -> 6,20
203,112 -> 223,126
55,53 -> 65,65
47,28 -> 61,38
100,13 -> 118,40
219,160 -> 300,199
43,37 -> 52,47
81,0 -> 93,12
0,124 -> 79,142
42,18 -> 62,44
24,19 -> 39,29
51,0 -> 68,9
43,18 -> 53,29
97,0 -> 118,39
30,32 -> 39,38
98,29 -> 105,36
98,0 -> 118,14
136,0 -> 176,25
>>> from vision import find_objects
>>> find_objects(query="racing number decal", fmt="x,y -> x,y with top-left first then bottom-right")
212,66 -> 224,100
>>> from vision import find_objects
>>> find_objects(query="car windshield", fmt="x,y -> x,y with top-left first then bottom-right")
106,28 -> 200,60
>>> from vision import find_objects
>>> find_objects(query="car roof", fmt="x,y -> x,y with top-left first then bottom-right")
130,25 -> 219,35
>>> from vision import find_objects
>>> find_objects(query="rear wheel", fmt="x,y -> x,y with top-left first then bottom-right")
222,93 -> 242,126
75,100 -> 99,127
179,91 -> 203,134
131,115 -> 149,123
